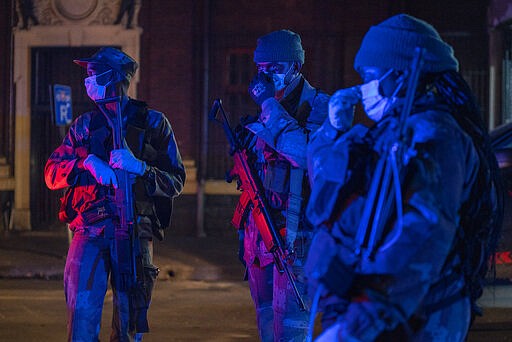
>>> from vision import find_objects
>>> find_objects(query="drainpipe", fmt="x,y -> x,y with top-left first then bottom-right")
196,0 -> 210,237
6,0 -> 16,231
9,0 -> 15,166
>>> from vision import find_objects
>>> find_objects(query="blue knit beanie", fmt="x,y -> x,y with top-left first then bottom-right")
354,14 -> 458,73
253,29 -> 305,64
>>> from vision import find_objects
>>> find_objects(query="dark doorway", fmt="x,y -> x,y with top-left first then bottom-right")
30,46 -> 99,230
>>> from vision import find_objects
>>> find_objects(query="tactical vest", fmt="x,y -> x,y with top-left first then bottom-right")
59,100 -> 171,240
234,79 -> 323,251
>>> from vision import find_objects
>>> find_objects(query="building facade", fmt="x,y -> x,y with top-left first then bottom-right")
0,0 -> 495,234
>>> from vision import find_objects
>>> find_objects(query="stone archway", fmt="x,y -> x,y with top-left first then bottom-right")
11,0 -> 141,230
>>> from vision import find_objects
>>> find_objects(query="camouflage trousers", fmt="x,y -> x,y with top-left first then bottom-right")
64,229 -> 157,342
247,260 -> 310,342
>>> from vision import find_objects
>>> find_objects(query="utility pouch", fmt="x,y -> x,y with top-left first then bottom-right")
80,202 -> 116,225
263,161 -> 290,194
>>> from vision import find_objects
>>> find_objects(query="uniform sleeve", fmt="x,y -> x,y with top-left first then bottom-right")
246,93 -> 329,169
306,122 -> 369,226
337,113 -> 479,340
44,116 -> 89,190
143,111 -> 185,198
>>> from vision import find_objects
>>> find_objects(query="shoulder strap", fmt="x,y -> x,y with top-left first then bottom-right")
125,100 -> 149,158
287,167 -> 305,248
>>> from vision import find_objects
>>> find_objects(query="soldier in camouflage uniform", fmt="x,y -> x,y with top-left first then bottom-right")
305,14 -> 502,341
236,30 -> 329,341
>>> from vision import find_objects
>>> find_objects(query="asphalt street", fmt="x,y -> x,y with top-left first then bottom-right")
0,278 -> 257,341
0,230 -> 511,341
1,279 -> 512,341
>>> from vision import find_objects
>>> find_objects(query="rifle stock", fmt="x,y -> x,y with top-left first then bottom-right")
210,99 -> 307,311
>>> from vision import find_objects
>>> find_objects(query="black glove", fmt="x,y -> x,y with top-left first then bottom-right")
248,72 -> 275,105
235,115 -> 257,149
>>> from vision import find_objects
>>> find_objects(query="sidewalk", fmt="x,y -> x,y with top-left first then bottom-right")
0,227 -> 511,285
0,228 -> 245,282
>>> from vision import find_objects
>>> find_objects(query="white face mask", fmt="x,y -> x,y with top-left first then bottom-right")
360,69 -> 396,122
271,64 -> 295,91
84,70 -> 114,101
272,73 -> 286,91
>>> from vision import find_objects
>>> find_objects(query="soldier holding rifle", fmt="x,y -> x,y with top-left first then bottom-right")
304,14 -> 503,341
232,29 -> 330,341
45,47 -> 185,341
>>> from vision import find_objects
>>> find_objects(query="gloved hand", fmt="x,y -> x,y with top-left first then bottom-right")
235,117 -> 257,150
109,148 -> 146,176
328,86 -> 360,131
248,72 -> 275,105
83,154 -> 118,188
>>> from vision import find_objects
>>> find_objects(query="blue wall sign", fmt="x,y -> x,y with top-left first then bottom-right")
53,84 -> 73,126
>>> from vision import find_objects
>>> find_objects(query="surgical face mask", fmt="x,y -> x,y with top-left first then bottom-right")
270,64 -> 295,91
360,69 -> 396,122
84,69 -> 114,101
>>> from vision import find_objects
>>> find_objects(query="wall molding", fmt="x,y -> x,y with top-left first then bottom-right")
11,0 -> 141,230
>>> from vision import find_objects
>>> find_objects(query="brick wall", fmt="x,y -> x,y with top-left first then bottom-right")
0,0 -> 490,232
138,1 -> 201,160
137,0 -> 490,237
136,0 -> 489,163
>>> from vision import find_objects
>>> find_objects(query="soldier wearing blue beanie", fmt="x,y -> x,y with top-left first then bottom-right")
305,14 -> 502,342
354,14 -> 459,73
253,29 -> 305,64
235,29 -> 330,341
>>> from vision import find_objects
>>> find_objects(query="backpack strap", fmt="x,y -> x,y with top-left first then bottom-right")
125,99 -> 149,158
286,87 -> 322,250
286,167 -> 304,249
124,100 -> 172,240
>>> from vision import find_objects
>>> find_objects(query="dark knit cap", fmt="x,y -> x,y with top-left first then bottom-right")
253,29 -> 305,64
74,47 -> 138,81
354,14 -> 458,73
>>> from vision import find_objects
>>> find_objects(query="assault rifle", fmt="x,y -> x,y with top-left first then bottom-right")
96,96 -> 148,333
354,47 -> 425,260
209,99 -> 307,311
